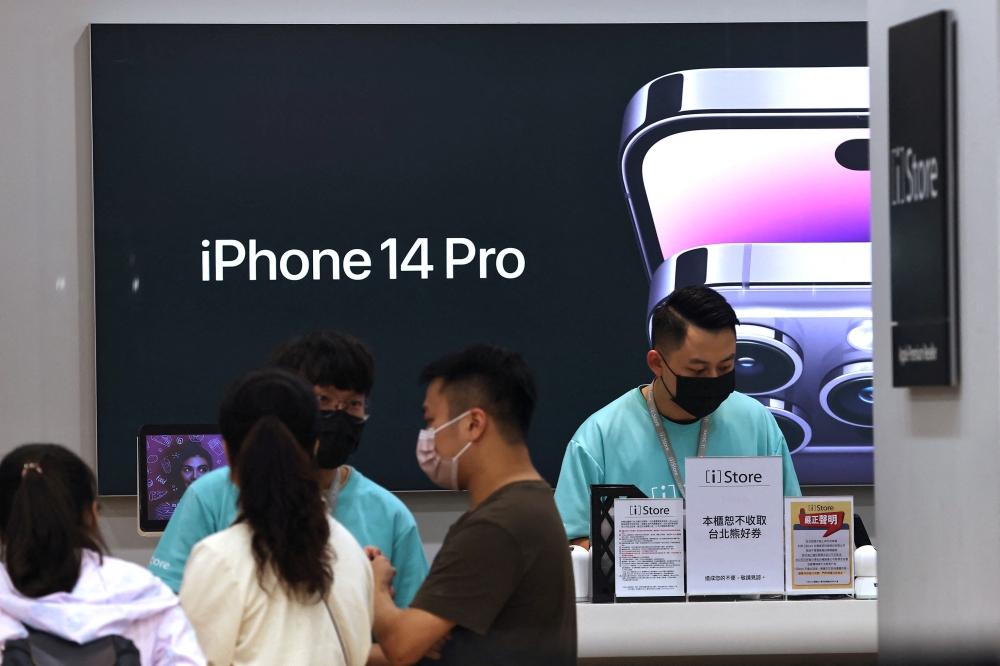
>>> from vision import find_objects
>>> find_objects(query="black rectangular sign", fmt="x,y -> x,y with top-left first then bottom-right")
888,11 -> 958,387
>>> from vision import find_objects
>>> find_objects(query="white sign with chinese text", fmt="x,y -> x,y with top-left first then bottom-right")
685,456 -> 784,595
785,496 -> 854,595
613,498 -> 685,598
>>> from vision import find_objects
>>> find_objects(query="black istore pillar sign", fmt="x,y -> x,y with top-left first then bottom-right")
888,10 -> 958,387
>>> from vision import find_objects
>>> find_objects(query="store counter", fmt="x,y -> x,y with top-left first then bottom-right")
577,598 -> 876,659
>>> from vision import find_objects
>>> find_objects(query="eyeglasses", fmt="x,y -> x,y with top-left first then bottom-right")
320,398 -> 372,421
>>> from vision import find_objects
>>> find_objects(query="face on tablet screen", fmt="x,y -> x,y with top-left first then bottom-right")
144,433 -> 227,521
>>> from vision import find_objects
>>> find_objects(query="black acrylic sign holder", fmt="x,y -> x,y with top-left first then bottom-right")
589,484 -> 647,603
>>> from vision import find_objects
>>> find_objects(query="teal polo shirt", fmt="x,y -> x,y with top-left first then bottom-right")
554,387 -> 801,540
149,465 -> 429,609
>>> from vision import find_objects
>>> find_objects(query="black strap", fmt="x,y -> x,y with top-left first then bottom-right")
1,629 -> 140,666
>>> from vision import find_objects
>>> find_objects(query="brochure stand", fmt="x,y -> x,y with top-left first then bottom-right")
589,484 -> 646,603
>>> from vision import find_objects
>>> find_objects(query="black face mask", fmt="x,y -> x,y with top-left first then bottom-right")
659,355 -> 736,420
316,409 -> 367,469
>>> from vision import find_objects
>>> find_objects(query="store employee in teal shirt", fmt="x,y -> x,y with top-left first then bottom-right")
150,331 -> 429,610
555,286 -> 801,547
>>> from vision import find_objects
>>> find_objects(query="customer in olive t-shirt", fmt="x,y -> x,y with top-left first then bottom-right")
369,344 -> 576,666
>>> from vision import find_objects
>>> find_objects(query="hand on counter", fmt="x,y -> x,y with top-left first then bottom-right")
570,537 -> 590,550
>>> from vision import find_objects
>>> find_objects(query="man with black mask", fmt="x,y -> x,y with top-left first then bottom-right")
149,331 -> 428,615
264,332 -> 428,612
554,286 -> 801,548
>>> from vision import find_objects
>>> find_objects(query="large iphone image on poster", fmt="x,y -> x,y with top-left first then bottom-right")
620,68 -> 873,484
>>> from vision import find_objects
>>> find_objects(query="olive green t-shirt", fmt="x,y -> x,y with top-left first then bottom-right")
410,480 -> 576,666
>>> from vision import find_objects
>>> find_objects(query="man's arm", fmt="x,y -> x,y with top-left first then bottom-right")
371,556 -> 454,666
553,439 -> 604,543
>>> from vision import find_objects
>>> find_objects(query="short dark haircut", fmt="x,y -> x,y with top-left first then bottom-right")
418,344 -> 537,444
218,368 -> 319,454
651,286 -> 740,352
265,331 -> 375,396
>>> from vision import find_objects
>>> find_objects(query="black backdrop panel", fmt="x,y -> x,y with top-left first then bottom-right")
91,23 -> 867,495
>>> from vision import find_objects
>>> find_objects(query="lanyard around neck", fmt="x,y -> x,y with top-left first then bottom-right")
326,467 -> 343,515
643,383 -> 709,500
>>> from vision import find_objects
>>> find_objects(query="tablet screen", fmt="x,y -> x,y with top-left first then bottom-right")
139,426 -> 227,531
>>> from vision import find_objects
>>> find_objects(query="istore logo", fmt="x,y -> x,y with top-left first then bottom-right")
704,470 -> 764,484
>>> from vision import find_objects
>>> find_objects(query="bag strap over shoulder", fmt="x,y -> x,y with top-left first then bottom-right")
324,596 -> 351,666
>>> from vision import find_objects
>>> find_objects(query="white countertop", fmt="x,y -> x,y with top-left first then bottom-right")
577,598 -> 877,658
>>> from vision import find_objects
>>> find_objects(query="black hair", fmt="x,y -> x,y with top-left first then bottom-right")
418,343 -> 537,444
218,369 -> 332,601
0,444 -> 107,598
172,440 -> 214,487
650,286 -> 740,352
265,331 -> 375,396
219,368 -> 320,453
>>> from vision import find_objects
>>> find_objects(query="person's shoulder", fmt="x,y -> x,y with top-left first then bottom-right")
79,553 -> 180,603
185,524 -> 257,587
95,555 -> 174,591
590,387 -> 646,422
348,471 -> 420,538
187,466 -> 235,497
348,469 -> 412,517
328,517 -> 369,566
191,521 -> 251,559
470,481 -> 558,529
719,391 -> 771,420
572,387 -> 647,439
716,392 -> 781,443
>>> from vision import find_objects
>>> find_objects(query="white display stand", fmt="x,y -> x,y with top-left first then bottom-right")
577,598 -> 877,658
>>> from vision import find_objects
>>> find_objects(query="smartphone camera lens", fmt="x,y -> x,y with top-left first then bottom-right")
819,361 -> 873,428
757,398 -> 811,453
734,325 -> 803,395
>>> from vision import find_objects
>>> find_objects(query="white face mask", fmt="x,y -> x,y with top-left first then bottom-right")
416,411 -> 473,490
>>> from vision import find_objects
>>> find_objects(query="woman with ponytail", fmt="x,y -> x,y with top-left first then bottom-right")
179,369 -> 373,666
0,444 -> 205,665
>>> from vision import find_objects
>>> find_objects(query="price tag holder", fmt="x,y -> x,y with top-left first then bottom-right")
613,498 -> 685,599
784,496 -> 855,595
685,456 -> 785,595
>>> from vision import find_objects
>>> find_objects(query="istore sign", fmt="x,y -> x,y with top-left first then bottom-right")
685,456 -> 784,595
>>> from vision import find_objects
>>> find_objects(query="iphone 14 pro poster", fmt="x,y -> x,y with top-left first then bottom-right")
91,23 -> 868,494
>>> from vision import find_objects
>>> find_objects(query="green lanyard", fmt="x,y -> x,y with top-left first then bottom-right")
643,383 -> 709,500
